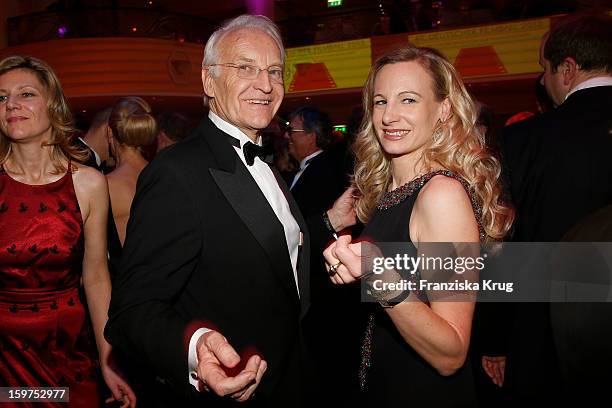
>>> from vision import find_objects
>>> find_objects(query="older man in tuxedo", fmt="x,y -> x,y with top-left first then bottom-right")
105,15 -> 354,407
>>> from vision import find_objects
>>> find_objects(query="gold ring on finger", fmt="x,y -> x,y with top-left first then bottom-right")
328,261 -> 342,276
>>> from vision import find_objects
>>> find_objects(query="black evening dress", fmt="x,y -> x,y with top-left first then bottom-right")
359,170 -> 480,408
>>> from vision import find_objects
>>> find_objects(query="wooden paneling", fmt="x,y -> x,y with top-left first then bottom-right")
0,31 -> 542,121
0,37 -> 204,97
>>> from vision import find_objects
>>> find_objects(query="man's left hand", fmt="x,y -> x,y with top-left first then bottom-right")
196,331 -> 267,402
327,187 -> 357,232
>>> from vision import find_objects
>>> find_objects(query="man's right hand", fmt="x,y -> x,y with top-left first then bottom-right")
327,186 -> 357,232
196,331 -> 267,402
482,355 -> 506,387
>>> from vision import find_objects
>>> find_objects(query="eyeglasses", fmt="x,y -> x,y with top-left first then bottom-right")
207,63 -> 284,83
285,127 -> 306,134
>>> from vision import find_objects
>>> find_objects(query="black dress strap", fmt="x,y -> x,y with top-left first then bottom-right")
377,170 -> 485,241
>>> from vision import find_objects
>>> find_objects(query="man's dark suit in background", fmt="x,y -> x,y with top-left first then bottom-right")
285,107 -> 362,404
73,137 -> 100,169
499,86 -> 612,404
501,86 -> 612,242
290,150 -> 347,219
498,14 -> 612,404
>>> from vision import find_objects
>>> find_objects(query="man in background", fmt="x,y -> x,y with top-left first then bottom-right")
497,13 -> 612,405
155,111 -> 192,153
79,107 -> 113,171
285,106 -> 361,404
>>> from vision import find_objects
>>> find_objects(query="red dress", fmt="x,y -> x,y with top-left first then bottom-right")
0,168 -> 101,407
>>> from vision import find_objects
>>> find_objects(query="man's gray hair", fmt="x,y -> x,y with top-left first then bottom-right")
202,15 -> 284,106
202,14 -> 285,74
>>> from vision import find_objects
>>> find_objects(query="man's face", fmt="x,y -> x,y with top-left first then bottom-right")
92,123 -> 112,162
539,39 -> 567,107
203,28 -> 284,141
286,115 -> 316,162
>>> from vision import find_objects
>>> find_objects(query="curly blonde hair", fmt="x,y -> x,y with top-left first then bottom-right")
353,46 -> 514,240
0,55 -> 88,173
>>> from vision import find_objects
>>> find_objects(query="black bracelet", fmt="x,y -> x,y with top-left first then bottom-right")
364,269 -> 411,308
322,210 -> 337,236
382,286 -> 412,308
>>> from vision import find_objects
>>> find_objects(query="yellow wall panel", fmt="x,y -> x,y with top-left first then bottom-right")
408,18 -> 549,78
284,38 -> 371,93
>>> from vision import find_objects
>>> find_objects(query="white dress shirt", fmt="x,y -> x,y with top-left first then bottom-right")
289,149 -> 323,190
188,111 -> 302,389
565,76 -> 612,101
78,137 -> 101,166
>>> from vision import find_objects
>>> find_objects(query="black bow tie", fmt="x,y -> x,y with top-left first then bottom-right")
244,141 -> 270,165
226,134 -> 272,166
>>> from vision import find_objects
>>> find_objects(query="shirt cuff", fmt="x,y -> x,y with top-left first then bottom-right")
188,327 -> 211,391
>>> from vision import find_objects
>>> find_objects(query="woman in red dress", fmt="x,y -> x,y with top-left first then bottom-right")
0,56 -> 135,407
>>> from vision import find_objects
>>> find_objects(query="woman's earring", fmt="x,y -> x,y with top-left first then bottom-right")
433,128 -> 443,143
432,119 -> 444,142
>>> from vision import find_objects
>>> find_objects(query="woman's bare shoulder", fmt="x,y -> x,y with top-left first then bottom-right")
418,175 -> 471,209
71,164 -> 108,196
413,174 -> 478,241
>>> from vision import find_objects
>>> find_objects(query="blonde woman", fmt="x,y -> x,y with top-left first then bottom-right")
323,47 -> 514,407
106,97 -> 157,248
0,56 -> 135,407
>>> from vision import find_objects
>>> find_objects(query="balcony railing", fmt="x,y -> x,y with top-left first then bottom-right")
6,2 -> 589,48
7,8 -> 217,46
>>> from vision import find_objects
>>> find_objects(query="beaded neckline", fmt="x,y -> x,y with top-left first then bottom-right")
376,169 -> 485,241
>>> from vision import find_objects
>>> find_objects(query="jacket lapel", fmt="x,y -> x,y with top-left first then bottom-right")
201,118 -> 300,306
271,166 -> 310,315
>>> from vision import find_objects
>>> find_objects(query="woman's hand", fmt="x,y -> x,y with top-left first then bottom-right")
101,363 -> 137,408
323,234 -> 382,284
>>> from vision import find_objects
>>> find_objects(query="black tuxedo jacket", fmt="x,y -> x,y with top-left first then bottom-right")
105,117 -> 311,407
497,86 -> 612,403
500,86 -> 612,241
290,150 -> 348,219
73,137 -> 100,170
289,150 -> 366,404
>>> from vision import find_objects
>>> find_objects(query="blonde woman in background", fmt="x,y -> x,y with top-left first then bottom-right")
106,97 -> 156,247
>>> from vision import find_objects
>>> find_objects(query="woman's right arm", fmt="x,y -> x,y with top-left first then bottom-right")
324,176 -> 479,375
387,176 -> 479,375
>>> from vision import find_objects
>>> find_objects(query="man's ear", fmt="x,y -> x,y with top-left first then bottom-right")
158,130 -> 170,143
561,57 -> 578,86
202,68 -> 215,99
156,131 -> 171,151
306,132 -> 318,148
